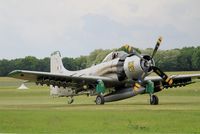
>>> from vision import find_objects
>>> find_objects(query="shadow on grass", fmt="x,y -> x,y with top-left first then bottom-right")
1,100 -> 199,110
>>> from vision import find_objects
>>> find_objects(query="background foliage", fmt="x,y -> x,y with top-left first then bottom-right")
0,46 -> 199,76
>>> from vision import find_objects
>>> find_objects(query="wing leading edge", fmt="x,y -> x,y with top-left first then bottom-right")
8,70 -> 120,88
145,74 -> 200,88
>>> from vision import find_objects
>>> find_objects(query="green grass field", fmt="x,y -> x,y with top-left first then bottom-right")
0,72 -> 200,133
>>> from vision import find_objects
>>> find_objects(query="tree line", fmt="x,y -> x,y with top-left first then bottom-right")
0,46 -> 199,76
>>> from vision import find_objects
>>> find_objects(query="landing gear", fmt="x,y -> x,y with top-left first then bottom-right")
150,94 -> 159,105
95,95 -> 105,105
68,96 -> 74,104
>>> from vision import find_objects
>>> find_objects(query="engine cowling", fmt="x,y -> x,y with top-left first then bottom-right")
123,55 -> 154,80
123,55 -> 143,80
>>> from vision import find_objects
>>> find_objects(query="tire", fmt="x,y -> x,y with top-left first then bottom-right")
150,95 -> 159,105
95,95 -> 105,105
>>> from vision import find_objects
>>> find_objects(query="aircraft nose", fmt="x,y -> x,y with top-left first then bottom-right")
140,55 -> 155,73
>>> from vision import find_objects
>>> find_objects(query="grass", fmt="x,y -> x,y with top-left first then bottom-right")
0,72 -> 200,133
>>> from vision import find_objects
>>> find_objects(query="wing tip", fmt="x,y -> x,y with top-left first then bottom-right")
8,70 -> 22,77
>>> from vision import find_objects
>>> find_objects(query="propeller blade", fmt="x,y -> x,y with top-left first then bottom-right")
122,45 -> 147,61
132,82 -> 146,94
132,50 -> 145,60
151,36 -> 162,58
123,45 -> 141,57
123,44 -> 134,54
152,66 -> 173,85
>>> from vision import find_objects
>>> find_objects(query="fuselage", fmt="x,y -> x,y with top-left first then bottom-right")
57,54 -> 153,83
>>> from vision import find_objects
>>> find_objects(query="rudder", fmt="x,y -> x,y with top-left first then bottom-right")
50,51 -> 69,74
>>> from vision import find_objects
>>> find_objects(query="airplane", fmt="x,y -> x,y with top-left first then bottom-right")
8,37 -> 200,105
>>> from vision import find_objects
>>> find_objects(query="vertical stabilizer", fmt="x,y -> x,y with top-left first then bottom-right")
50,51 -> 70,74
50,51 -> 71,97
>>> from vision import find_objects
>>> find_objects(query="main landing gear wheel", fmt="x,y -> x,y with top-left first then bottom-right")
95,95 -> 105,105
68,96 -> 74,104
150,95 -> 159,105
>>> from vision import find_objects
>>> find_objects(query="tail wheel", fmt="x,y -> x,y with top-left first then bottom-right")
95,95 -> 105,105
150,95 -> 159,105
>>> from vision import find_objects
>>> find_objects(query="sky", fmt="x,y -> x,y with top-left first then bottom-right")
0,0 -> 200,59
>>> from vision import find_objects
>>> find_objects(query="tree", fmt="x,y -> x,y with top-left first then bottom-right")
36,57 -> 50,72
75,56 -> 87,70
62,57 -> 77,71
0,59 -> 10,76
21,56 -> 38,70
87,49 -> 106,66
0,46 -> 199,76
156,49 -> 180,71
177,47 -> 195,71
192,46 -> 200,70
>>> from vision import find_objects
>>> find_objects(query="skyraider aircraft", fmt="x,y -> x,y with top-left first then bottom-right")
9,37 -> 200,105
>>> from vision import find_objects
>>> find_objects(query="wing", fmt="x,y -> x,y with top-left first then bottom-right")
8,70 -> 120,88
145,74 -> 200,88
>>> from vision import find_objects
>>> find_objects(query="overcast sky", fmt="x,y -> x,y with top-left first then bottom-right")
0,0 -> 199,59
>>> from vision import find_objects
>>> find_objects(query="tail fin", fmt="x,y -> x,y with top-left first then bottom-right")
50,51 -> 70,74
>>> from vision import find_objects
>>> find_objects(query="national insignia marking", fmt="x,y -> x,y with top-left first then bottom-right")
128,62 -> 134,72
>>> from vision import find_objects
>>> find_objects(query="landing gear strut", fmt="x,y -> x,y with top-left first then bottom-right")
150,94 -> 159,105
68,96 -> 74,104
95,95 -> 105,105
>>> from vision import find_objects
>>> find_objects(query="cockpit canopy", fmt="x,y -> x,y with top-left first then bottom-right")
102,51 -> 128,63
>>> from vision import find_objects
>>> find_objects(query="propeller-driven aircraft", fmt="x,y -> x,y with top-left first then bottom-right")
9,37 -> 200,105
